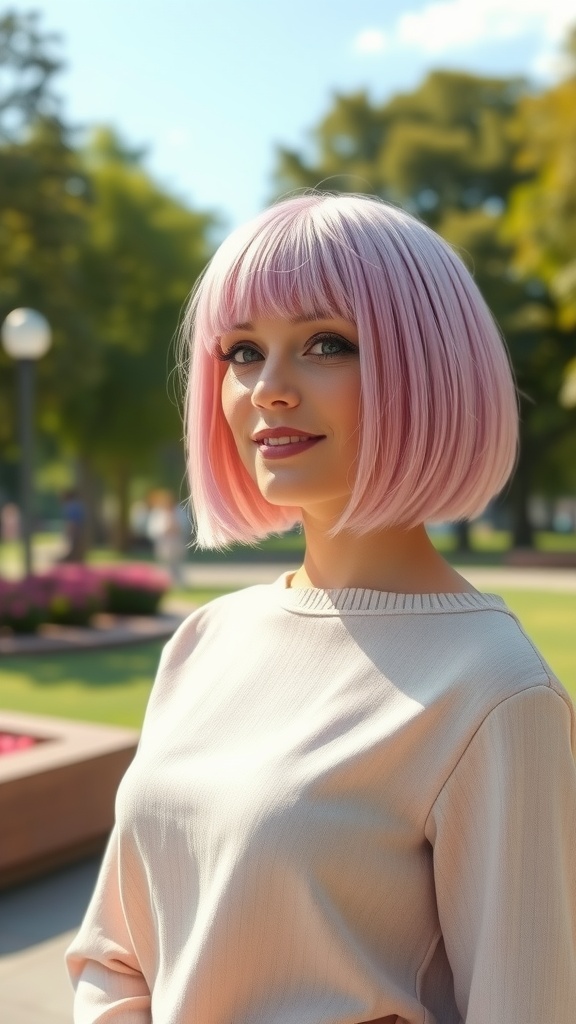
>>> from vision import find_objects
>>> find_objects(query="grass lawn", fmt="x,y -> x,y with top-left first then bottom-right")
0,641 -> 165,728
0,587 -> 574,730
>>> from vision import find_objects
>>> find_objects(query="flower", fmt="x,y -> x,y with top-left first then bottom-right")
0,732 -> 41,756
0,561 -> 171,633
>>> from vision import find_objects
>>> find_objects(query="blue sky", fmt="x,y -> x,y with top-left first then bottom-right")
32,0 -> 575,233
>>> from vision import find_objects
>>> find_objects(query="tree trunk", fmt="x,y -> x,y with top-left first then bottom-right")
453,520 -> 472,554
509,451 -> 535,549
113,463 -> 132,553
75,456 -> 107,554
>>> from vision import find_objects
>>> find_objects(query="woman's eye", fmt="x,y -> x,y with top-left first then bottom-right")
308,333 -> 356,358
221,344 -> 262,365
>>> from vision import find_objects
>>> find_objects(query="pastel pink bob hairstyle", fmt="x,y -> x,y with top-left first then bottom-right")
179,192 -> 518,549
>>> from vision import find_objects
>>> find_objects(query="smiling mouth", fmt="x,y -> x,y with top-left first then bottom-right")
259,435 -> 316,447
254,434 -> 325,458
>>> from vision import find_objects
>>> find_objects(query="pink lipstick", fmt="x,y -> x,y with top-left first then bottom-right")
252,427 -> 325,460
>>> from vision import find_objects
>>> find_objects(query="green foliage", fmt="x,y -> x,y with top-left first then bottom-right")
0,11 -> 217,545
0,8 -> 63,141
500,44 -> 576,521
64,126 -> 214,468
0,12 -> 93,454
505,39 -> 576,329
274,72 -> 525,219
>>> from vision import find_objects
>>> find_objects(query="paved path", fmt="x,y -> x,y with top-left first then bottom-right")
0,858 -> 101,1023
181,562 -> 576,592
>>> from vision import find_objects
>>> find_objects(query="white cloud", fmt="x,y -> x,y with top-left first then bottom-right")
354,0 -> 575,76
353,29 -> 390,54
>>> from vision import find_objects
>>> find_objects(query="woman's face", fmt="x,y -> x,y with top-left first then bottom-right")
219,316 -> 361,525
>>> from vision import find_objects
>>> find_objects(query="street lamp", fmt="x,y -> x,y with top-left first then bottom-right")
1,308 -> 52,577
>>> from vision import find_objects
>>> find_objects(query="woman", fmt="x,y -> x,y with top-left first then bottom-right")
66,193 -> 576,1024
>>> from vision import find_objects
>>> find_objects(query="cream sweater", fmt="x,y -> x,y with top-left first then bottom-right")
66,574 -> 576,1024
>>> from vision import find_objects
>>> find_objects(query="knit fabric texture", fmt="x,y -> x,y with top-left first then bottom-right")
66,573 -> 576,1024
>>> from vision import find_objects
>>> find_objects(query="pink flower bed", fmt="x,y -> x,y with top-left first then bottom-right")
91,563 -> 171,615
42,564 -> 106,625
0,562 -> 172,632
92,563 -> 171,592
0,575 -> 53,633
0,731 -> 41,756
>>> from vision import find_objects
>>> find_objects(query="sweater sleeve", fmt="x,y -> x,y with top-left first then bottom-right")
425,684 -> 576,1024
65,828 -> 151,1024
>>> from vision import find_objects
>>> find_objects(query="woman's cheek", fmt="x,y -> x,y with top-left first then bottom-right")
220,369 -> 244,432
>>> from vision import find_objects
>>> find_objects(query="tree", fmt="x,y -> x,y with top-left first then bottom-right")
64,128 -> 215,549
0,8 -> 63,141
505,29 -> 576,329
0,9 -> 93,503
0,12 -> 216,550
275,91 -> 392,200
274,72 -> 526,218
500,31 -> 576,540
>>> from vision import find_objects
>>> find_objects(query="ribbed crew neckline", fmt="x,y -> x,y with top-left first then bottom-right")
275,571 -> 507,616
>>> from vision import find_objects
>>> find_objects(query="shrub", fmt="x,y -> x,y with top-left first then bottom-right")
41,565 -> 106,626
92,564 -> 171,615
0,562 -> 171,634
0,576 -> 52,633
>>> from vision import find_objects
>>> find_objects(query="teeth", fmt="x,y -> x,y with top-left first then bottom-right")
262,436 -> 309,446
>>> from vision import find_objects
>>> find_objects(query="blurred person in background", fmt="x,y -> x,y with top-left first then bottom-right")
58,488 -> 86,563
146,489 -> 189,586
0,501 -> 21,544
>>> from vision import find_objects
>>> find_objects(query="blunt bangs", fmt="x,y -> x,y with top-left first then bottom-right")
180,193 -> 519,549
197,205 -> 355,346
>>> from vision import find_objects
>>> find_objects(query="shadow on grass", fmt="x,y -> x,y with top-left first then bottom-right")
0,639 -> 166,689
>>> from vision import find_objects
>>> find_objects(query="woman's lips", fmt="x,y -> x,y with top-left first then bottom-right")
256,436 -> 324,459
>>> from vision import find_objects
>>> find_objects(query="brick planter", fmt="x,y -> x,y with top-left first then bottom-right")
0,711 -> 138,889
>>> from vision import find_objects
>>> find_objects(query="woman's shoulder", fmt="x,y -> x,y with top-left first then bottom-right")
419,595 -> 573,734
482,599 -> 572,710
140,583 -> 280,724
164,580 -> 280,650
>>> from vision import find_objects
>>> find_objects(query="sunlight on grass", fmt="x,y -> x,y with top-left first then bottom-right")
0,641 -> 164,729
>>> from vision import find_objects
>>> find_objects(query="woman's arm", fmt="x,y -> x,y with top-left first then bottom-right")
65,828 -> 151,1024
425,684 -> 576,1024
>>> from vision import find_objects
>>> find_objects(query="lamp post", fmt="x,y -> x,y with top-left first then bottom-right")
1,308 -> 52,577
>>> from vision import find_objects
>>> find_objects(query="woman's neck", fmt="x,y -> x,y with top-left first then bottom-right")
290,520 -> 477,595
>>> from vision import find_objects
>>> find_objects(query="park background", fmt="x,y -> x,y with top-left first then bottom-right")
1,0 -> 576,721
1,6 -> 576,1019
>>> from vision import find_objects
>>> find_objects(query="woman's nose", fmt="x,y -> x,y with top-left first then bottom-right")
250,365 -> 300,408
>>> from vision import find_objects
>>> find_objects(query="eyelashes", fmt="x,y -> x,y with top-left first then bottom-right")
214,343 -> 260,365
215,332 -> 358,365
310,334 -> 358,359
